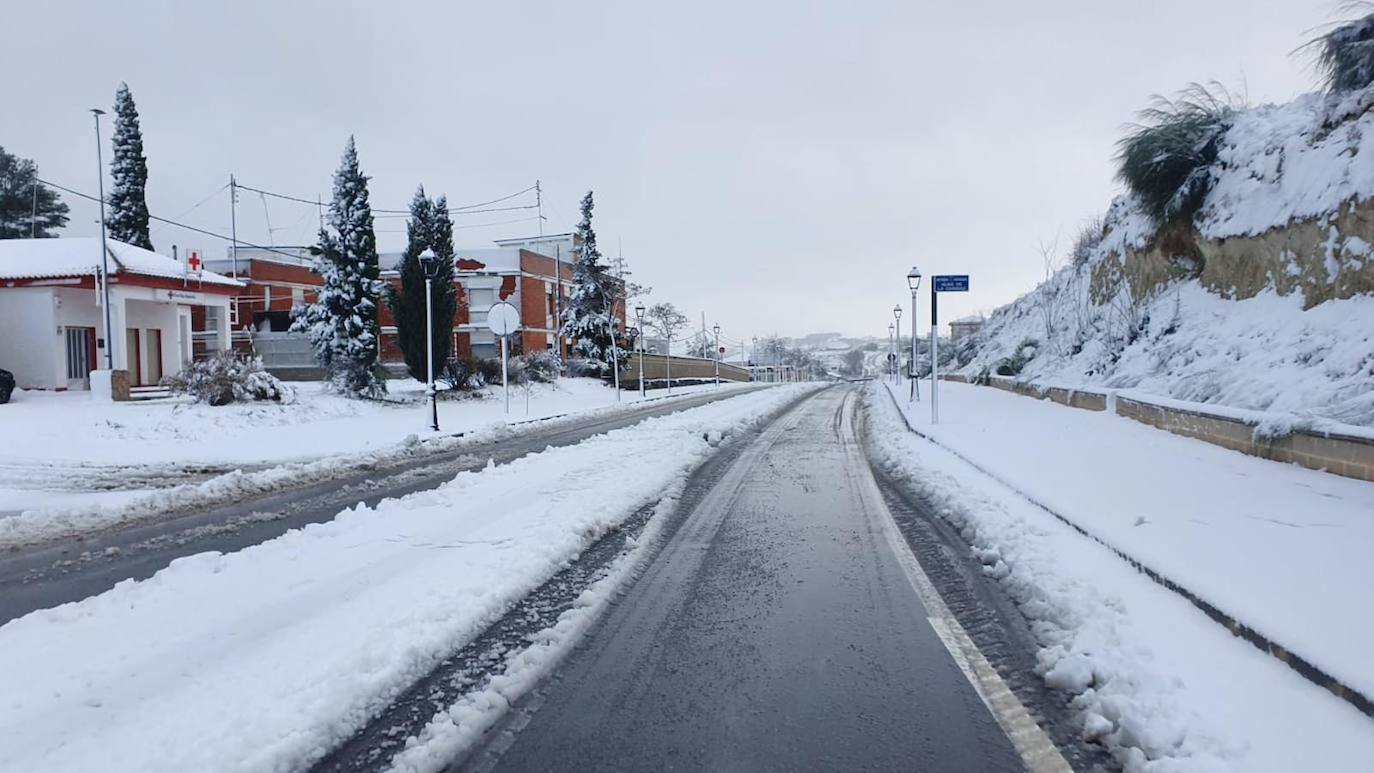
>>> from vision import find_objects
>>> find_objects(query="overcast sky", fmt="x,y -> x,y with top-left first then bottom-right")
4,0 -> 1338,342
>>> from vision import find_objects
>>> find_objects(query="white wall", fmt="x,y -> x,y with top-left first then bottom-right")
0,287 -> 60,389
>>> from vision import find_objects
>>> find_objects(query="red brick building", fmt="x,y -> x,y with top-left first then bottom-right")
210,236 -> 627,374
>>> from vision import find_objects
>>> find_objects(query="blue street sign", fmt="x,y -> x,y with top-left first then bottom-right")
933,274 -> 969,292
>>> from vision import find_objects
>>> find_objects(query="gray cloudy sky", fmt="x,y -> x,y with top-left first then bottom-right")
4,0 -> 1336,341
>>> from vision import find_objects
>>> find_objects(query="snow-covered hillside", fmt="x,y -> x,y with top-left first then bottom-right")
958,83 -> 1374,428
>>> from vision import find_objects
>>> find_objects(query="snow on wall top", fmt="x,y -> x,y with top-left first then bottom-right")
0,238 -> 241,287
1199,86 -> 1374,239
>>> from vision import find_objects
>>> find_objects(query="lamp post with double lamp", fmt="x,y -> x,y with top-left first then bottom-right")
907,266 -> 922,401
418,248 -> 441,432
91,108 -> 113,371
712,323 -> 721,386
892,304 -> 903,386
635,304 -> 646,398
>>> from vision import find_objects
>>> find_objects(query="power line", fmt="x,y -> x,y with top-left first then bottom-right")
234,180 -> 538,216
37,177 -> 314,263
372,203 -> 537,219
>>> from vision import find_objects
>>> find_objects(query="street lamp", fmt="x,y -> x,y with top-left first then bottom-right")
888,322 -> 896,383
907,266 -> 922,402
635,304 -> 646,398
892,304 -> 903,386
418,248 -> 441,431
91,108 -> 113,371
751,336 -> 758,382
712,323 -> 721,386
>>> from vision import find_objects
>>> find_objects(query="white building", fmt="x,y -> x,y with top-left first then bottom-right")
0,238 -> 241,391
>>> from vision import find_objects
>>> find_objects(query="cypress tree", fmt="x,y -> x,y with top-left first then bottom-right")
559,191 -> 621,372
387,188 -> 457,381
106,83 -> 153,249
291,136 -> 385,397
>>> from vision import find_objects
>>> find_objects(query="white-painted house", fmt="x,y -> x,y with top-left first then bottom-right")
0,238 -> 241,391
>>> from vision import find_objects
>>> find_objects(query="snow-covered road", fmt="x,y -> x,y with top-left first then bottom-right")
0,385 -> 768,625
459,386 -> 1061,773
0,383 -> 817,773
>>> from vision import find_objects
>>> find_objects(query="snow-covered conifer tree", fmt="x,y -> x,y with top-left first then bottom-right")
291,137 -> 385,397
386,187 -> 457,381
559,191 -> 622,372
106,83 -> 153,249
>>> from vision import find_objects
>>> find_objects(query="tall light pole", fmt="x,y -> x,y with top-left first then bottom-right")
712,323 -> 721,386
635,304 -> 646,398
418,248 -> 440,431
892,304 -> 903,386
907,266 -> 922,402
91,108 -> 113,371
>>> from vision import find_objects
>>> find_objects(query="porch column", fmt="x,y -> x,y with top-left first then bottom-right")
213,300 -> 231,352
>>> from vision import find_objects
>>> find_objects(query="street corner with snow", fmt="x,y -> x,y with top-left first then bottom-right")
5,1 -> 1374,772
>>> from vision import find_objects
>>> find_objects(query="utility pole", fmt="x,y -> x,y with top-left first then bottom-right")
713,324 -> 721,386
91,108 -> 114,371
30,177 -> 38,238
554,241 -> 565,362
229,174 -> 239,279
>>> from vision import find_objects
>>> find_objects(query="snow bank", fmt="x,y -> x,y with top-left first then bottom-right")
0,383 -> 815,773
1201,86 -> 1374,239
866,383 -> 1374,771
0,380 -> 755,548
961,279 -> 1374,427
884,380 -> 1374,700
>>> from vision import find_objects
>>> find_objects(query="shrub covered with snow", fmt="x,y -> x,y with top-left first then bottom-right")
162,351 -> 294,406
1307,10 -> 1374,94
516,350 -> 562,384
1115,83 -> 1239,229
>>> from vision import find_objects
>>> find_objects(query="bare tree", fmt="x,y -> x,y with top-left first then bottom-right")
645,302 -> 689,393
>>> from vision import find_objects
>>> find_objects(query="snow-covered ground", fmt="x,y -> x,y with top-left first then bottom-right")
0,383 -> 817,773
869,380 -> 1374,770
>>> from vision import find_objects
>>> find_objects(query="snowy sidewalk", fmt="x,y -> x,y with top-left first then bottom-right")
865,383 -> 1374,770
881,379 -> 1374,704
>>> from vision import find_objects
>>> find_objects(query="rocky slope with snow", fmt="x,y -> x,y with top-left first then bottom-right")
958,85 -> 1374,428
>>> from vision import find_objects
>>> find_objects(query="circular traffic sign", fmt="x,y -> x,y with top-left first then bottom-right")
487,302 -> 521,336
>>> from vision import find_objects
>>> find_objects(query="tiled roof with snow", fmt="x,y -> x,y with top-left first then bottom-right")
0,238 -> 241,287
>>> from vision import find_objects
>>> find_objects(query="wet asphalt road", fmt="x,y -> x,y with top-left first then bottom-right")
0,387 -> 761,625
465,386 -> 1024,772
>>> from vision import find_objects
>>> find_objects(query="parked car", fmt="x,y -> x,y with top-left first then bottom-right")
0,368 -> 13,404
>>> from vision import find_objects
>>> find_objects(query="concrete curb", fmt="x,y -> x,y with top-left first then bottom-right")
878,383 -> 1374,721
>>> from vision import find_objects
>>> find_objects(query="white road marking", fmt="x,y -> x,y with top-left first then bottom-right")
843,389 -> 1073,773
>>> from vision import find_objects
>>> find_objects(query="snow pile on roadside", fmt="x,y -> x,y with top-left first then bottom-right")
865,384 -> 1374,771
0,383 -> 815,773
0,381 -> 756,550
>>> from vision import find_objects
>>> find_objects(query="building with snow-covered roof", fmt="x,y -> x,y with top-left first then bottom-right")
0,238 -> 241,391
949,314 -> 985,341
